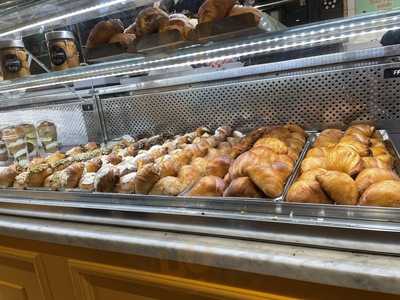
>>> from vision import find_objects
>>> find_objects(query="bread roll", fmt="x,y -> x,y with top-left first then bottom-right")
359,180 -> 400,207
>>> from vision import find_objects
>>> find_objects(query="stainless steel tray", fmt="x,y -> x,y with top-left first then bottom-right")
283,129 -> 400,204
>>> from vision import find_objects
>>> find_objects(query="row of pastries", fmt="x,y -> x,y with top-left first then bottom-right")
287,124 -> 400,207
0,124 -> 306,199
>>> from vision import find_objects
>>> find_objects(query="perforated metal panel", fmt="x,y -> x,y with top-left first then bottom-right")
102,62 -> 400,140
0,100 -> 100,146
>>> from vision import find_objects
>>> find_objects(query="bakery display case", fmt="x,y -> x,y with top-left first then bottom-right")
0,1 -> 400,299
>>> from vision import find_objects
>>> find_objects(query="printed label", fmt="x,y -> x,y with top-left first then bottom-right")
4,54 -> 21,73
50,45 -> 67,66
384,68 -> 400,79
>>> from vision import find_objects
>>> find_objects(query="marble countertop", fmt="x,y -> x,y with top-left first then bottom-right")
0,214 -> 398,295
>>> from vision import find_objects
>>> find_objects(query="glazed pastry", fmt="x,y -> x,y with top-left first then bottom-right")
355,168 -> 399,194
287,180 -> 331,204
325,146 -> 362,176
59,162 -> 84,189
94,166 -> 118,193
317,171 -> 359,205
150,176 -> 184,196
231,127 -> 266,158
229,5 -> 263,23
0,166 -> 18,188
79,172 -> 96,191
114,172 -> 137,194
223,177 -> 263,198
85,158 -> 102,173
343,128 -> 370,145
135,164 -> 160,195
182,176 -> 226,197
359,180 -> 400,207
154,155 -> 179,178
206,155 -> 233,178
198,0 -> 236,23
336,139 -> 369,157
135,7 -> 169,37
86,19 -> 124,48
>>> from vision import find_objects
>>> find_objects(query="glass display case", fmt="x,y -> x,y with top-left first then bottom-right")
0,0 -> 400,259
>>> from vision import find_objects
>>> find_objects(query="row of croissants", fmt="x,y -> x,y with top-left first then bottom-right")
287,124 -> 400,207
86,1 -> 263,48
0,124 -> 307,198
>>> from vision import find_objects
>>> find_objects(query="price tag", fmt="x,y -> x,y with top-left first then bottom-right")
384,68 -> 400,79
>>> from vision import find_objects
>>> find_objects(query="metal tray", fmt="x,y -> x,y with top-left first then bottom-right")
283,129 -> 400,204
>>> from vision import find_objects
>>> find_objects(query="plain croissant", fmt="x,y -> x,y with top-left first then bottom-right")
223,177 -> 263,198
287,180 -> 331,204
317,171 -> 359,205
355,168 -> 399,194
359,180 -> 400,207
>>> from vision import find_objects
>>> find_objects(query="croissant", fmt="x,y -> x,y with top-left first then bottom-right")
375,154 -> 394,168
336,140 -> 369,157
325,146 -> 362,176
284,124 -> 307,137
79,172 -> 96,191
182,176 -> 226,197
104,153 -> 123,165
343,128 -> 370,145
266,127 -> 291,140
178,165 -> 202,189
66,146 -> 84,157
150,176 -> 184,196
231,127 -> 266,158
317,171 -> 359,205
217,142 -> 233,157
254,137 -> 288,154
114,157 -> 136,177
170,149 -> 192,167
206,155 -> 233,178
299,168 -> 327,181
85,158 -> 102,173
214,126 -> 233,142
135,164 -> 160,195
198,0 -> 235,23
191,157 -> 209,175
300,157 -> 327,173
285,138 -> 304,154
135,7 -> 169,37
313,129 -> 343,148
359,180 -> 400,207
26,164 -> 53,188
355,168 -> 399,194
229,5 -> 263,23
0,166 -> 18,188
86,19 -> 124,48
154,155 -> 179,178
223,177 -> 263,198
183,144 -> 208,159
247,162 -> 292,198
148,145 -> 168,161
46,151 -> 66,168
108,33 -> 136,47
306,147 -> 331,158
370,144 -> 389,156
95,166 -> 119,193
361,157 -> 392,170
59,162 -> 84,189
287,180 -> 331,204
348,124 -> 375,137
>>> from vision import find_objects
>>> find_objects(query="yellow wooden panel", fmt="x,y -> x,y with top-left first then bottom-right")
0,246 -> 52,300
0,280 -> 27,300
69,259 -> 293,300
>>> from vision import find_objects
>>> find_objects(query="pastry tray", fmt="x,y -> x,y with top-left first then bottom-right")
282,129 -> 400,203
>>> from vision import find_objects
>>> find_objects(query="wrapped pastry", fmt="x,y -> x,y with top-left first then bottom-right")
316,171 -> 358,205
198,0 -> 236,23
150,176 -> 184,196
182,175 -> 226,197
223,177 -> 263,198
86,19 -> 124,48
1,125 -> 28,165
355,168 -> 399,194
115,172 -> 137,194
79,172 -> 96,191
94,166 -> 119,193
135,7 -> 169,37
36,121 -> 58,153
359,180 -> 400,207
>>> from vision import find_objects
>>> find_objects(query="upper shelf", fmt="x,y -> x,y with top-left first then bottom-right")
0,7 -> 400,97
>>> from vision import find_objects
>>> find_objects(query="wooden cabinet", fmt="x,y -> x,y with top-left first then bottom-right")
0,235 -> 397,300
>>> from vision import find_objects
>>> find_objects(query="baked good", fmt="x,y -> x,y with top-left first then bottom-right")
198,0 -> 236,23
109,33 -> 136,47
94,166 -> 118,193
66,146 -> 84,157
229,5 -> 263,23
86,19 -> 124,48
325,146 -> 362,176
182,176 -> 226,197
301,157 -> 327,173
114,172 -> 137,194
150,176 -> 184,196
79,172 -> 96,191
135,7 -> 169,37
298,168 -> 327,181
359,180 -> 400,207
178,165 -> 203,190
223,177 -> 263,198
124,22 -> 136,35
59,162 -> 84,189
361,157 -> 392,169
85,158 -> 102,173
0,166 -> 18,188
313,129 -> 343,148
287,180 -> 331,204
135,164 -> 160,195
159,14 -> 194,39
14,172 -> 28,189
316,171 -> 359,205
355,168 -> 399,194
26,164 -> 53,188
206,155 -> 232,178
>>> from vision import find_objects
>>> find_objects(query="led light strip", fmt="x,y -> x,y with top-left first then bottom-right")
0,0 -> 135,38
2,24 -> 400,94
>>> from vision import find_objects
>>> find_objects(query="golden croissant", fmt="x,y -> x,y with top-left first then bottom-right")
325,146 -> 363,176
287,180 -> 331,204
223,177 -> 263,198
355,168 -> 399,194
317,171 -> 359,205
359,180 -> 400,207
301,157 -> 327,173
